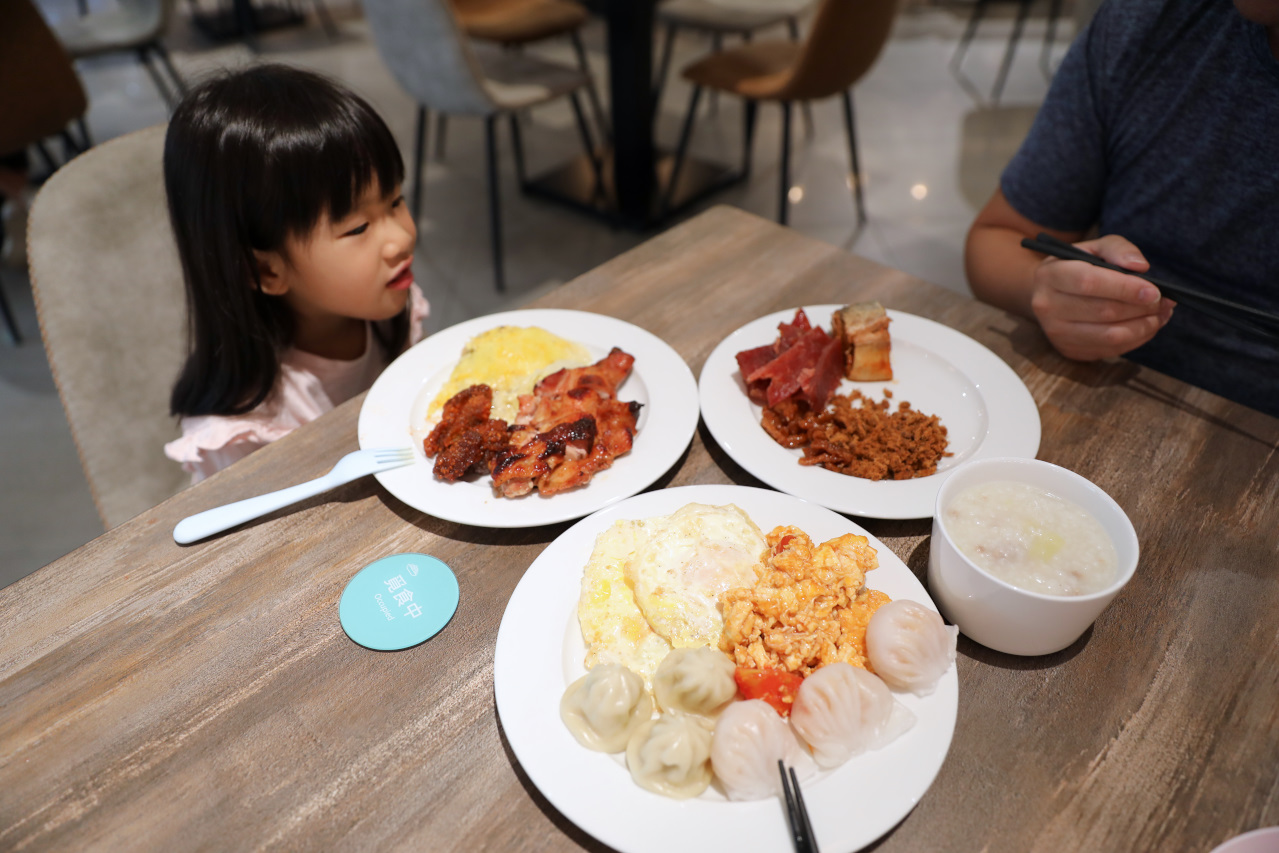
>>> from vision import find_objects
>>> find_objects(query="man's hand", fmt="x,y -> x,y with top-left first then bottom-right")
1029,235 -> 1175,361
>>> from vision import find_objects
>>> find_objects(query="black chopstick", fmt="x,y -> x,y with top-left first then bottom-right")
778,760 -> 820,853
1020,233 -> 1279,340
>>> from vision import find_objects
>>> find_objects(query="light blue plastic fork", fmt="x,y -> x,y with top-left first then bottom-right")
173,447 -> 416,545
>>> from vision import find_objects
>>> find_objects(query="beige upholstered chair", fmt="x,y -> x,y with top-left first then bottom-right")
53,0 -> 186,108
27,125 -> 189,529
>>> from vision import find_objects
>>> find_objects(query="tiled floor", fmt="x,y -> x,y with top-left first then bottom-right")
0,0 -> 1073,587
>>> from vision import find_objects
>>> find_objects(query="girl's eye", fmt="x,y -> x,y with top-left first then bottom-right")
391,195 -> 405,208
343,223 -> 369,237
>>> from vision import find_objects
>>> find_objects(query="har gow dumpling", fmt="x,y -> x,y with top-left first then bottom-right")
653,646 -> 737,718
711,699 -> 816,801
866,599 -> 957,696
790,663 -> 915,769
561,664 -> 654,753
625,712 -> 714,799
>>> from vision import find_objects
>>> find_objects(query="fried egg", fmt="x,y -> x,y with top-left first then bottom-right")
427,326 -> 591,424
625,504 -> 767,649
579,520 -> 672,684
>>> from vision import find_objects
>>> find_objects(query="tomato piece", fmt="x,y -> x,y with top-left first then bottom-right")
734,666 -> 804,717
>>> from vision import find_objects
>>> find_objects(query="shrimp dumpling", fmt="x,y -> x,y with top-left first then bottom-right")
790,663 -> 915,769
625,712 -> 714,799
866,599 -> 957,696
561,664 -> 653,753
653,646 -> 737,717
711,699 -> 816,801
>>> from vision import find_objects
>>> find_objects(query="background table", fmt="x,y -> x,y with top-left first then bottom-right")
2,206 -> 1277,852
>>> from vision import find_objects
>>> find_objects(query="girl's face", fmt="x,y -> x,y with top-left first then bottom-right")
259,180 -> 416,353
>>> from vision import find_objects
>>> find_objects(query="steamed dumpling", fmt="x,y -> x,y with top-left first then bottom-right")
790,663 -> 915,768
561,664 -> 654,753
866,599 -> 958,695
711,699 -> 816,801
625,712 -> 714,799
653,646 -> 738,717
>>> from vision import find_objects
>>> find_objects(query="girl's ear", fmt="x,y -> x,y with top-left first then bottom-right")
253,249 -> 290,296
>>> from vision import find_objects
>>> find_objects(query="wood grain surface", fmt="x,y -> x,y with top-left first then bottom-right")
2,206 -> 1276,853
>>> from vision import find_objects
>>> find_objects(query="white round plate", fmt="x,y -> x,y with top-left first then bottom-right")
358,309 -> 699,528
494,484 -> 958,853
699,307 -> 1041,520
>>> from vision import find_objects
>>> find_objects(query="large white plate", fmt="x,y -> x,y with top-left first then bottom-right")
699,307 -> 1041,520
494,484 -> 958,853
358,309 -> 699,528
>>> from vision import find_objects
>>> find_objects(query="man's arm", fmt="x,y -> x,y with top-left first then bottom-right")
965,188 -> 1175,361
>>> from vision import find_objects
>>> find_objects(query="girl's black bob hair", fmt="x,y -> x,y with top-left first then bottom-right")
166,63 -> 408,418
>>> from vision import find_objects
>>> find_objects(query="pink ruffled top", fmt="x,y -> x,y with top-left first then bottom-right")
164,284 -> 429,483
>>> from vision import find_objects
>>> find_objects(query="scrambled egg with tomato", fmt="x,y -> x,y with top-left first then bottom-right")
719,526 -> 890,675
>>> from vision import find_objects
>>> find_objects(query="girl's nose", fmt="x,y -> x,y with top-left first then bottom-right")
386,213 -> 416,260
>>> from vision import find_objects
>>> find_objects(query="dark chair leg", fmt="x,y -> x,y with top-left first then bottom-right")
841,90 -> 866,226
741,98 -> 757,178
434,113 -> 448,161
151,42 -> 187,96
662,85 -> 703,216
411,105 -> 427,225
508,111 -> 527,189
32,141 -> 58,176
484,116 -> 505,293
709,32 -> 723,117
138,46 -> 176,109
950,0 -> 988,75
652,23 -> 676,112
1041,0 -> 1063,79
570,31 -> 611,144
74,117 -> 93,150
992,0 -> 1033,103
568,92 -> 606,203
778,100 -> 793,225
783,19 -> 813,136
0,274 -> 21,346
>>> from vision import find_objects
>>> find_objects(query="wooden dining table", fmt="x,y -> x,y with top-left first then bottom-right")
3,206 -> 1277,852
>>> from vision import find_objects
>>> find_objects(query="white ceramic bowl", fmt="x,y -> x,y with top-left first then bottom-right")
927,457 -> 1139,656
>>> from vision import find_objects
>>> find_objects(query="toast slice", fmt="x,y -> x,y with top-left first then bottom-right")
832,301 -> 892,381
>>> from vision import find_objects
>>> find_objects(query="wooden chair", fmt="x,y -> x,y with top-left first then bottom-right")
26,125 -> 190,529
362,0 -> 605,292
0,0 -> 93,345
664,0 -> 897,227
653,0 -> 813,121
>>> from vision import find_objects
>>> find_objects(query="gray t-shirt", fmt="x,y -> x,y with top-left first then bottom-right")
1001,0 -> 1279,416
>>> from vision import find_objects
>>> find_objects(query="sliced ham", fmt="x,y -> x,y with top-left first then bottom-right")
798,336 -> 845,411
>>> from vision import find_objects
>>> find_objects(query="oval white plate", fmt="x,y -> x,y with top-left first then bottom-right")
698,307 -> 1041,520
358,309 -> 699,528
494,484 -> 959,853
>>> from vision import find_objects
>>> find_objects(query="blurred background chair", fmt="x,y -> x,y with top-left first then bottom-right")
443,0 -> 609,146
52,0 -> 188,109
664,0 -> 896,227
0,0 -> 93,345
653,0 -> 812,122
362,0 -> 605,292
950,0 -> 1064,104
26,125 -> 189,529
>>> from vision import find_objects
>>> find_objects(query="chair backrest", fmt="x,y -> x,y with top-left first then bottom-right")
27,124 -> 189,530
361,0 -> 496,115
777,0 -> 898,101
0,0 -> 87,157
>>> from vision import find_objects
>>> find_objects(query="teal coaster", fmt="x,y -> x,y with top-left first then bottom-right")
339,553 -> 459,651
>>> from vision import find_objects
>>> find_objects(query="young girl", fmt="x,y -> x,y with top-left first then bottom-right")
163,64 -> 428,482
